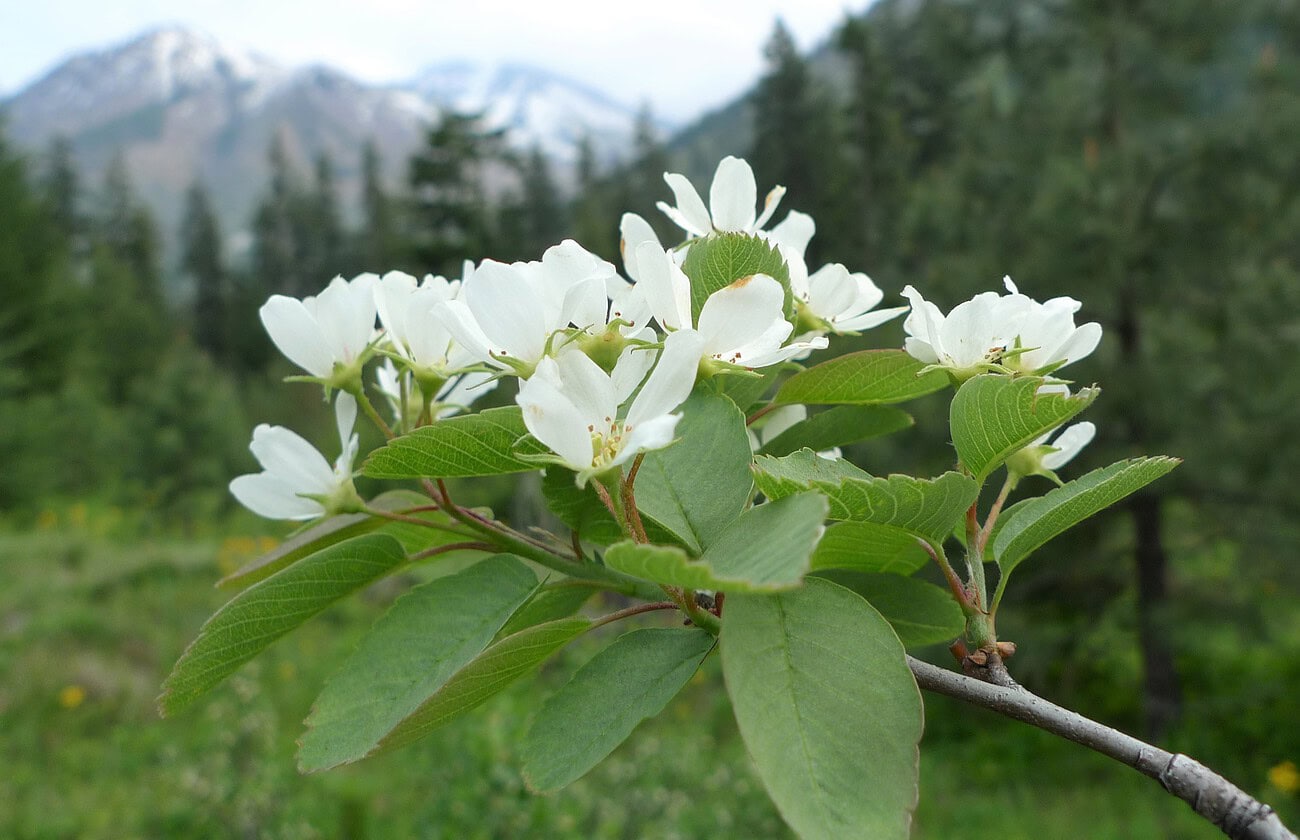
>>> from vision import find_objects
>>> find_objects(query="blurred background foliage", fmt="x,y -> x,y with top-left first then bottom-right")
2,0 -> 1299,836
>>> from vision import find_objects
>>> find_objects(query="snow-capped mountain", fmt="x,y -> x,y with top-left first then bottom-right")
2,26 -> 666,259
410,62 -> 665,165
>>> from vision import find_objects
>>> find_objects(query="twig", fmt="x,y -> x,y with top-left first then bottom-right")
907,656 -> 1296,840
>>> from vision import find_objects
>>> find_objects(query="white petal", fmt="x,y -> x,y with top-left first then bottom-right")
259,296 -> 334,378
941,293 -> 1003,367
614,413 -> 682,466
435,299 -> 497,367
709,156 -> 758,232
516,361 -> 596,471
836,305 -> 909,333
560,276 -> 611,332
752,185 -> 787,231
767,210 -> 816,257
661,173 -> 712,237
806,264 -> 858,320
334,392 -> 357,458
248,424 -> 335,492
635,241 -> 692,331
1042,422 -> 1096,469
626,329 -> 705,427
465,260 -> 547,363
904,336 -> 940,364
1051,322 -> 1102,367
759,405 -> 808,445
611,345 -> 657,406
696,274 -> 787,359
374,271 -> 419,349
316,274 -> 377,364
620,212 -> 661,280
229,473 -> 324,520
553,349 -> 618,425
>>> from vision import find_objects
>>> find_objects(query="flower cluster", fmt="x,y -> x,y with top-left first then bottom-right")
231,155 -> 1103,518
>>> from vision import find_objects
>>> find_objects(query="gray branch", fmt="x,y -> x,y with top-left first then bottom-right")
907,656 -> 1296,840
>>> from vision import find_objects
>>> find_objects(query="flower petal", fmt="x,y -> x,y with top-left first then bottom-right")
709,156 -> 758,232
229,473 -> 324,520
516,359 -> 596,471
614,413 -> 682,466
259,296 -> 334,378
1042,422 -> 1096,469
620,212 -> 662,280
661,173 -> 712,237
248,424 -> 335,492
634,241 -> 692,331
696,274 -> 787,358
626,328 -> 705,427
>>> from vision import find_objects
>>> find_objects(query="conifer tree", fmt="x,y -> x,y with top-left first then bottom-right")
182,180 -> 227,362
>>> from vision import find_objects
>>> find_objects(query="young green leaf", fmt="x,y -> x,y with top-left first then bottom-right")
363,406 -> 550,479
297,554 -> 539,772
993,457 -> 1180,576
159,533 -> 408,716
814,471 -> 980,545
372,617 -> 593,756
722,578 -> 923,840
949,375 -> 1099,481
753,449 -> 873,516
680,232 -> 793,320
813,570 -> 964,647
605,492 -> 828,592
810,521 -> 929,575
521,628 -> 714,792
634,392 -> 753,553
759,405 -> 913,457
774,349 -> 948,406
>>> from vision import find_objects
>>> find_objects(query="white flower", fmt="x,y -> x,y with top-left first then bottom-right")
657,156 -> 786,238
439,240 -> 645,374
1007,421 -> 1097,482
260,274 -> 378,380
229,394 -> 360,520
516,330 -> 704,484
1001,277 -> 1102,375
632,240 -> 826,369
746,404 -> 843,459
373,270 -> 465,374
901,284 -> 1033,376
801,264 -> 908,334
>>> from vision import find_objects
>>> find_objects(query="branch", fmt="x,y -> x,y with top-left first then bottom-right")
907,656 -> 1296,840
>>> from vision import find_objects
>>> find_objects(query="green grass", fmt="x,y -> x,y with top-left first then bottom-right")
1,525 -> 1293,838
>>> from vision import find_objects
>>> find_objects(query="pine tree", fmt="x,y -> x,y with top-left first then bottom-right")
251,133 -> 303,297
360,141 -> 400,271
182,180 -> 227,361
408,110 -> 509,276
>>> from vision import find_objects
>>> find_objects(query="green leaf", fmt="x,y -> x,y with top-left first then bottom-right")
759,405 -> 913,457
159,534 -> 408,716
297,554 -> 539,772
722,578 -> 923,840
364,406 -> 549,479
521,628 -> 714,792
716,365 -> 783,412
605,492 -> 829,592
698,492 -> 827,589
813,570 -> 964,647
680,232 -> 793,321
950,375 -> 1099,481
634,392 -> 753,553
816,472 -> 980,545
497,584 -> 597,639
372,617 -> 592,756
775,349 -> 948,406
753,449 -> 873,517
993,457 -> 1180,576
810,521 -> 929,575
604,542 -> 728,591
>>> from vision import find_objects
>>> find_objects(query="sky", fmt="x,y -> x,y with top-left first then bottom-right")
1,0 -> 868,123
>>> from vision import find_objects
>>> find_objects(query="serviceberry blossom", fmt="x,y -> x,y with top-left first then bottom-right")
657,156 -> 786,239
374,359 -> 496,427
373,269 -> 467,377
900,284 -> 1031,378
439,240 -> 648,376
1000,277 -> 1102,375
229,394 -> 361,520
260,274 -> 378,383
516,330 -> 704,485
1006,421 -> 1097,483
632,240 -> 826,369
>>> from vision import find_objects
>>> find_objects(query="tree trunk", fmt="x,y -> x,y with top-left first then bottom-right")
1130,492 -> 1182,740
